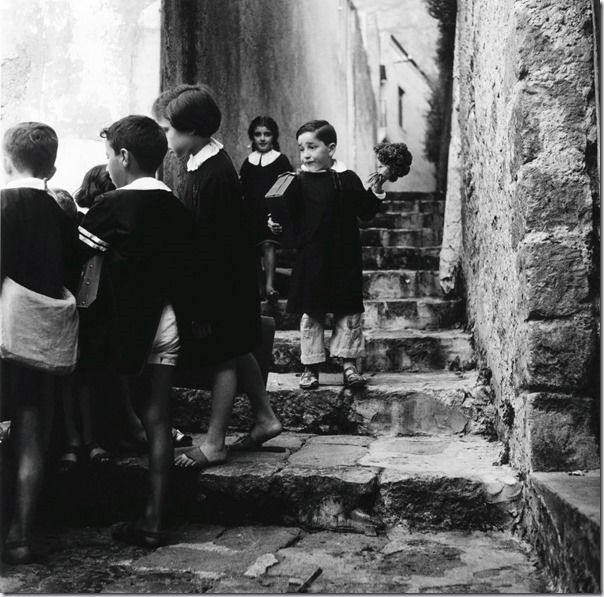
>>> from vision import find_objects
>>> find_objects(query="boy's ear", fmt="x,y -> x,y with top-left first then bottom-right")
327,142 -> 337,157
3,155 -> 14,176
46,165 -> 57,181
120,148 -> 130,169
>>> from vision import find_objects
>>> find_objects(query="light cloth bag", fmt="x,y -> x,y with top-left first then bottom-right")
0,276 -> 79,374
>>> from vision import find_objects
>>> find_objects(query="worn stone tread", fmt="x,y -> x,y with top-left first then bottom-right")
272,328 -> 475,373
172,370 -> 497,437
262,297 -> 464,330
41,433 -> 520,532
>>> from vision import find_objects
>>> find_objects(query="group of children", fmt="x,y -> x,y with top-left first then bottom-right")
1,83 -> 411,563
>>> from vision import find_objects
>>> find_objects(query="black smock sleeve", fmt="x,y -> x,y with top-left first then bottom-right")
343,170 -> 383,222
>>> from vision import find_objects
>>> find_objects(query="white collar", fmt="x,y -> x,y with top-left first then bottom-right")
120,177 -> 172,192
3,177 -> 48,191
186,138 -> 224,172
248,149 -> 280,167
300,158 -> 347,173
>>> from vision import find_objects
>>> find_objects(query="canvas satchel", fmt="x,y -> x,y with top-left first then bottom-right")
0,276 -> 79,375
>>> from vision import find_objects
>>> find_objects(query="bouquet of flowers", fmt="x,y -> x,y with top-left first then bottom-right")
367,142 -> 413,187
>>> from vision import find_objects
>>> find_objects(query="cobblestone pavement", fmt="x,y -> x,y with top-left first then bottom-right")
1,523 -> 547,593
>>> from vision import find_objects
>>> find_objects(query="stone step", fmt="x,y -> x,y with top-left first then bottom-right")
360,227 -> 442,247
272,329 -> 475,373
385,191 -> 439,202
363,269 -> 441,299
0,523 -> 546,593
172,370 -> 495,437
381,198 -> 445,214
523,470 -> 600,593
42,433 -> 522,533
358,210 -> 444,230
277,246 -> 441,270
276,269 -> 442,300
261,297 -> 463,330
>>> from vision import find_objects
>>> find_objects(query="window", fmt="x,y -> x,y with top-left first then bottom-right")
398,87 -> 405,129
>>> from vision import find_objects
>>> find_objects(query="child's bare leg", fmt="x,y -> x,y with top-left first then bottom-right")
175,358 -> 236,466
133,365 -> 173,533
262,242 -> 277,295
60,375 -> 80,450
5,366 -> 51,560
121,376 -> 147,444
236,352 -> 281,442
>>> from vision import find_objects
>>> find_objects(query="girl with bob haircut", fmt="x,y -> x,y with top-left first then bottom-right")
152,85 -> 282,469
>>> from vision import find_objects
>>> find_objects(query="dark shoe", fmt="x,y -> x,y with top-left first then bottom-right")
299,368 -> 319,390
111,521 -> 166,549
84,443 -> 114,466
266,289 -> 280,304
172,428 -> 193,447
343,365 -> 367,388
2,540 -> 35,565
58,446 -> 80,474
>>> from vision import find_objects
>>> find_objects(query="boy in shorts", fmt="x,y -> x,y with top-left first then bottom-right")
78,115 -> 198,547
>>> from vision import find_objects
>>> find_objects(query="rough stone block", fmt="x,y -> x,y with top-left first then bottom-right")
523,392 -> 600,472
517,235 -> 592,318
515,313 -> 597,391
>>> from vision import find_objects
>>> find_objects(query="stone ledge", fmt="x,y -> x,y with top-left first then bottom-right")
39,433 -> 520,533
522,470 -> 600,593
173,370 -> 496,437
272,329 -> 475,373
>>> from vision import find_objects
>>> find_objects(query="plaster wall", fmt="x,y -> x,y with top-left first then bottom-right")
453,0 -> 599,471
161,0 -> 377,194
0,0 -> 161,193
380,35 -> 436,192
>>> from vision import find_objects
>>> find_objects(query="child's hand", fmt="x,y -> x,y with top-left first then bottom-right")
367,171 -> 385,195
268,215 -> 282,235
192,321 -> 212,339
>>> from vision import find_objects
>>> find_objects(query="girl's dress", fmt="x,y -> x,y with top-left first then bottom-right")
180,141 -> 261,367
285,166 -> 382,316
239,150 -> 293,246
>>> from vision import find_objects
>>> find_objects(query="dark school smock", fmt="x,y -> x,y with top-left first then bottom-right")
179,142 -> 261,366
239,150 -> 293,245
285,167 -> 382,316
78,181 -> 198,374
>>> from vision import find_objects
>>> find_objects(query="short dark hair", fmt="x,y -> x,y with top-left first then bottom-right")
51,188 -> 78,221
248,116 -> 281,151
374,142 -> 413,180
3,122 -> 58,178
74,164 -> 115,208
295,120 -> 337,145
100,115 -> 167,174
152,84 -> 221,137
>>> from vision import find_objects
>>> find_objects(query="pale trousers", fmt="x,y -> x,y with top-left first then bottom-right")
300,312 -> 365,365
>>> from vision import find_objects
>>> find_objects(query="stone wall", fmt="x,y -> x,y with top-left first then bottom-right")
452,0 -> 599,471
160,0 -> 377,195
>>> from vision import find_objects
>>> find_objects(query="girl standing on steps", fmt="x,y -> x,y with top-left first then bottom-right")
152,84 -> 282,469
240,116 -> 293,301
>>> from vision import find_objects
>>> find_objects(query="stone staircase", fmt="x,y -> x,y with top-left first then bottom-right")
9,191 -> 549,592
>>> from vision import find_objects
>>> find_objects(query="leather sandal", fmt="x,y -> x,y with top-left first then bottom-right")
111,521 -> 166,549
343,366 -> 367,388
299,368 -> 319,390
58,446 -> 80,473
84,443 -> 114,466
